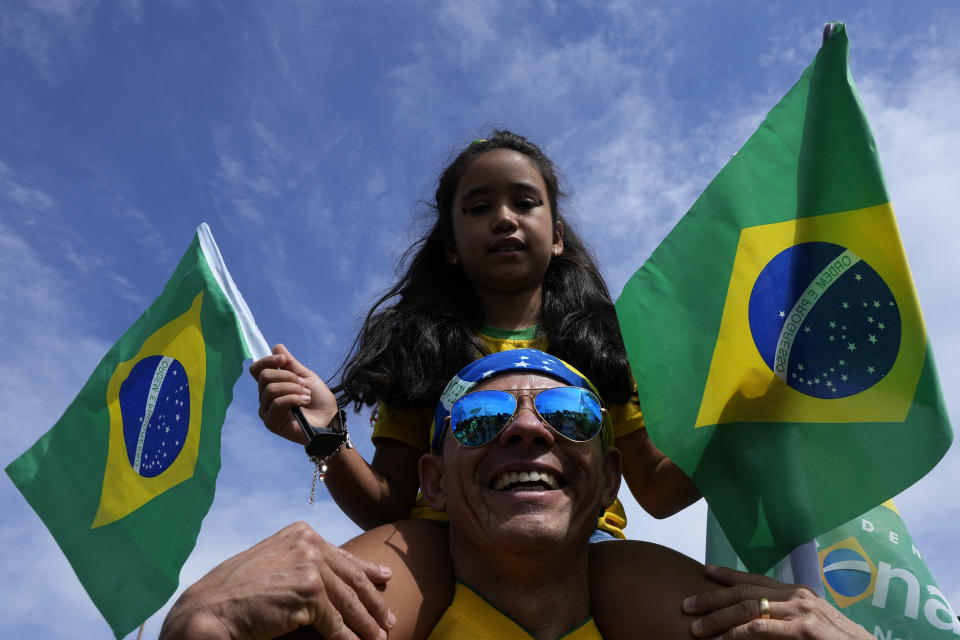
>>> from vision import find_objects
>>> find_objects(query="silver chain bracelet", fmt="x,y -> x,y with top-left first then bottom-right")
308,431 -> 352,505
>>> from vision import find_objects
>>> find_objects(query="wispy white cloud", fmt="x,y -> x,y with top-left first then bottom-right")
388,2 -> 663,133
118,0 -> 143,24
0,222 -> 112,455
1,150 -> 172,293
209,110 -> 362,233
0,0 -> 100,82
431,0 -> 500,64
0,508 -> 111,636
119,206 -> 171,261
0,220 -> 119,630
0,160 -> 57,215
855,23 -> 960,606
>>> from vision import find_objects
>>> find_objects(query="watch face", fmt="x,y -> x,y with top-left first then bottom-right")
305,429 -> 347,458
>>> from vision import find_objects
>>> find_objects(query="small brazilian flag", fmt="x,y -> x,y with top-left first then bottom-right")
706,501 -> 960,637
817,502 -> 959,638
5,223 -> 269,638
615,24 -> 952,572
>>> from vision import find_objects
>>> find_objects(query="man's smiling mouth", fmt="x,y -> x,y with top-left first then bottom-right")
491,470 -> 561,491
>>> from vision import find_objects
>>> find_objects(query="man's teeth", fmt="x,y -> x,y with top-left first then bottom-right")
492,470 -> 559,491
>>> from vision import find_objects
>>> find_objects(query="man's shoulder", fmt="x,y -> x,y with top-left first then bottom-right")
590,540 -> 714,640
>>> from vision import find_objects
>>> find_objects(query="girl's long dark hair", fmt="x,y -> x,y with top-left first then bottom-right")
333,131 -> 634,409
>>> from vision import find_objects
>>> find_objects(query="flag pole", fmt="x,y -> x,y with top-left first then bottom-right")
787,540 -> 823,596
784,22 -> 844,598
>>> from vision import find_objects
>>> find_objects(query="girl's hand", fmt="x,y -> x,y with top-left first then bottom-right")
683,565 -> 871,639
160,522 -> 395,640
249,343 -> 338,445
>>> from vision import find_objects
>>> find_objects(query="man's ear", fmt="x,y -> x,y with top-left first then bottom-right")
600,447 -> 622,510
552,220 -> 564,257
418,452 -> 446,512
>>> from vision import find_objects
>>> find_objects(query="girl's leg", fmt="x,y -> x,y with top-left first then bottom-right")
343,519 -> 453,640
589,539 -> 718,639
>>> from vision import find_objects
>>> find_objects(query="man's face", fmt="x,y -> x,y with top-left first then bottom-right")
420,372 -> 621,554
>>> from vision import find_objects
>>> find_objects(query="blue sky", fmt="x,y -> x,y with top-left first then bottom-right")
2,1 -> 958,637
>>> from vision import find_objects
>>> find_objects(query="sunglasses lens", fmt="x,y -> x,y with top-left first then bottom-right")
534,387 -> 603,442
450,390 -> 517,446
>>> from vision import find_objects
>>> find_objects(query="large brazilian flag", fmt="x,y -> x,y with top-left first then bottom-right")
6,224 -> 269,638
615,24 -> 952,572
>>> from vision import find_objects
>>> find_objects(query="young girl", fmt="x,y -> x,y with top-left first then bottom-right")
251,130 -> 700,533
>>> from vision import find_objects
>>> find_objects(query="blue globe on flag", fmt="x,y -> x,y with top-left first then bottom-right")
822,547 -> 873,598
748,242 -> 901,399
119,355 -> 190,477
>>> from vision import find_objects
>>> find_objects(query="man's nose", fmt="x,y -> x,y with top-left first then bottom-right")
499,397 -> 555,446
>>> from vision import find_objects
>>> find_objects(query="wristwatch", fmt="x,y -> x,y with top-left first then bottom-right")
292,406 -> 350,459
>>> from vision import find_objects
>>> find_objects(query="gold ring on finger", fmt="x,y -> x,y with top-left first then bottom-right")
759,597 -> 771,620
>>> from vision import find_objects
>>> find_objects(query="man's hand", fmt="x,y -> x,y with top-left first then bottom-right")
683,565 -> 871,639
160,522 -> 395,640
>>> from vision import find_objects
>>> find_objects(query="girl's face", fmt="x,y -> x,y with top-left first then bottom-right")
448,149 -> 563,298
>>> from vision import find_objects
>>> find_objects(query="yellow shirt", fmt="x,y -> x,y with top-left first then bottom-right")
372,327 -> 640,538
428,582 -> 603,640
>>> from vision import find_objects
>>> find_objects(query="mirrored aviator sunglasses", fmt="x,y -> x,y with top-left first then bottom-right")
448,387 -> 606,447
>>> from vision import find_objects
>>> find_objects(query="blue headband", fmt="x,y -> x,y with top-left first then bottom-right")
430,348 -> 612,450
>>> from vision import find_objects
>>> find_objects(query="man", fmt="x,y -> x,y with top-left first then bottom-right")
414,353 -> 627,639
161,350 -> 870,639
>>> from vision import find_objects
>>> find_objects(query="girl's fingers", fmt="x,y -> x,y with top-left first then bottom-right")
249,352 -> 285,379
259,381 -> 310,416
261,380 -> 312,407
260,393 -> 311,423
273,343 -> 315,379
255,367 -> 302,395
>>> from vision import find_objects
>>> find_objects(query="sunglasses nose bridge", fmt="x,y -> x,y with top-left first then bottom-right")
499,395 -> 556,445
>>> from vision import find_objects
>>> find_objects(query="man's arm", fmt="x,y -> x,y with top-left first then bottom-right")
591,542 -> 871,640
160,519 -> 453,640
159,522 -> 396,640
683,565 -> 872,639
